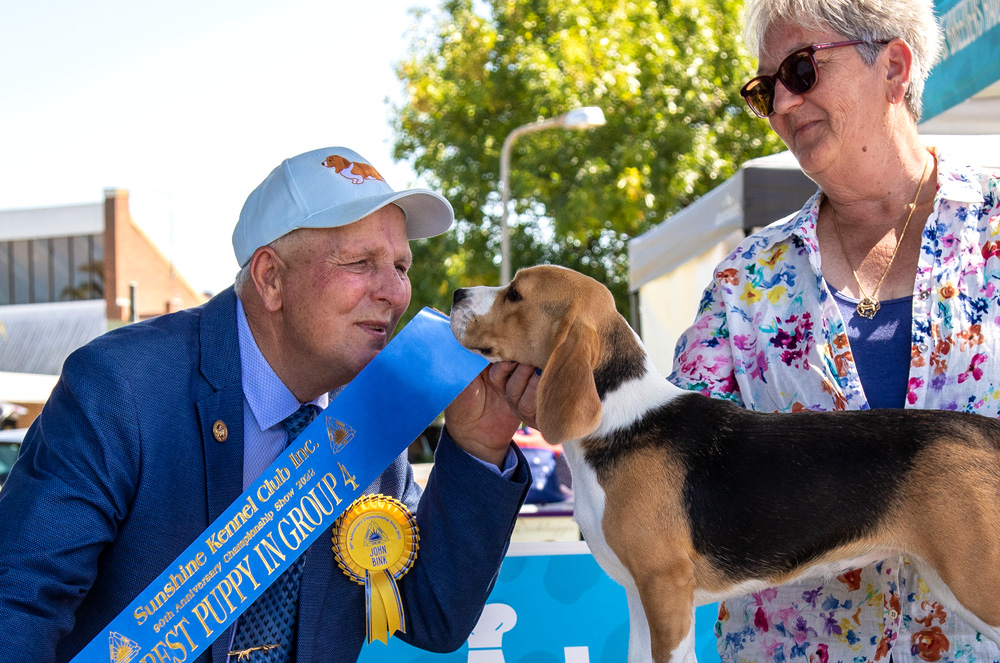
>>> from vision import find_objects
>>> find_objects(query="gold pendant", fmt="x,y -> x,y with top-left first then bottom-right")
857,296 -> 880,319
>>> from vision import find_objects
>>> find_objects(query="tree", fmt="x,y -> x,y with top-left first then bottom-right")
392,0 -> 784,322
59,260 -> 103,301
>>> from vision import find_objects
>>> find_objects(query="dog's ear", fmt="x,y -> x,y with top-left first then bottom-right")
536,319 -> 602,445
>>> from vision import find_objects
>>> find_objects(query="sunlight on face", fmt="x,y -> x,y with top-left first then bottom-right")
275,204 -> 413,392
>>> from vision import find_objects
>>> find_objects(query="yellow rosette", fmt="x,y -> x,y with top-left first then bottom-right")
332,494 -> 419,644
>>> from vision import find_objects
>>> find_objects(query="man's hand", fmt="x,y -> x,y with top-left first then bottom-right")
444,362 -> 539,468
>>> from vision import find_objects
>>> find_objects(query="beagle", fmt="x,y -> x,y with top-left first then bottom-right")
449,264 -> 1000,663
321,154 -> 385,184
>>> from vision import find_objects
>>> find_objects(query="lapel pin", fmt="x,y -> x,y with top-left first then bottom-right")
212,420 -> 228,443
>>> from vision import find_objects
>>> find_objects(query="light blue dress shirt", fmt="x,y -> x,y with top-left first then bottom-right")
236,300 -> 329,489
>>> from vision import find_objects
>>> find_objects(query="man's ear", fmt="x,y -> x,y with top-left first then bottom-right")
249,247 -> 285,313
883,38 -> 913,104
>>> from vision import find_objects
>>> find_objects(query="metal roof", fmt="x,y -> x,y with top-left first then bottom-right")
0,299 -> 106,375
0,202 -> 104,242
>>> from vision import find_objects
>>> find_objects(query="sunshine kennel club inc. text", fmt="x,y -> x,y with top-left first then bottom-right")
127,432 -> 356,663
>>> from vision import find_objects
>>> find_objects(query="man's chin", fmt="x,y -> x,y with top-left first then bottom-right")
342,327 -> 397,376
352,346 -> 386,374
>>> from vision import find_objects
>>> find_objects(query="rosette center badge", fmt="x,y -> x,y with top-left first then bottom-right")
333,494 -> 419,644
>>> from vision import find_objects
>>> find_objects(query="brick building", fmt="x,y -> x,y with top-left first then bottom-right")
0,188 -> 205,320
0,189 -> 208,423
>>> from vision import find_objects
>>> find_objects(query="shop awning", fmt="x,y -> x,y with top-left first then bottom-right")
924,0 -> 1000,121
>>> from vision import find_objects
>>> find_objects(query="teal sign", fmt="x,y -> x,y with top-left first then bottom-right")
357,545 -> 722,663
923,0 -> 1000,120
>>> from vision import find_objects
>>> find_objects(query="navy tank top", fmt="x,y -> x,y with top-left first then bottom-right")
829,286 -> 913,410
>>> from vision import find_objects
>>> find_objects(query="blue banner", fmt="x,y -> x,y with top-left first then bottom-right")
923,0 -> 1000,121
71,307 -> 487,663
357,543 -> 723,663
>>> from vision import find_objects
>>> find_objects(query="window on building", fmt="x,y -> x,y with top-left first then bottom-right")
0,243 -> 10,306
70,235 -> 98,299
0,234 -> 103,305
91,235 -> 104,295
31,238 -> 52,302
11,240 -> 30,305
52,237 -> 71,302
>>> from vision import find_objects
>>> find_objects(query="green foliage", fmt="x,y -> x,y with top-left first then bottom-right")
393,0 -> 784,324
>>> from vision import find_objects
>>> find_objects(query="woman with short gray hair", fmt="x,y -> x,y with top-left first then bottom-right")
670,0 -> 1000,661
743,0 -> 943,118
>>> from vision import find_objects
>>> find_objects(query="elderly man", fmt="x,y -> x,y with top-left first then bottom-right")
0,147 -> 535,663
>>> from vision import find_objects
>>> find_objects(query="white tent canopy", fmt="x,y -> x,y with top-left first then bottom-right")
0,371 -> 58,404
629,133 -> 1000,292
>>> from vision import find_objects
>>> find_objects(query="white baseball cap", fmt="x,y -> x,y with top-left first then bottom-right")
233,147 -> 454,266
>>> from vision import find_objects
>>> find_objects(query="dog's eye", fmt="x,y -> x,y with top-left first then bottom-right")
506,285 -> 522,303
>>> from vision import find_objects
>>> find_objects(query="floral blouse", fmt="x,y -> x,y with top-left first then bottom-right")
669,150 -> 1000,663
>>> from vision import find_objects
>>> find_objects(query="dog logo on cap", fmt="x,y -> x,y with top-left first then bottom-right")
322,154 -> 385,184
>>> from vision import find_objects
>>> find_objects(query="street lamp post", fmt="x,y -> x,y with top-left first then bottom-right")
498,106 -> 606,285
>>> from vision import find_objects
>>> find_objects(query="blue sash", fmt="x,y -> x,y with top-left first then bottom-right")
70,308 -> 487,663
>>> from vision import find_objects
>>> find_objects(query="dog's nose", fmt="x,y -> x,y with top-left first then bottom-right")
452,289 -> 469,306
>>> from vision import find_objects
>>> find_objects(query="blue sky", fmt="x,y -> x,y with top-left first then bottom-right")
0,0 -> 433,295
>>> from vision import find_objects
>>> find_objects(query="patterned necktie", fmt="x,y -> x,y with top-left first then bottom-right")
230,404 -> 320,662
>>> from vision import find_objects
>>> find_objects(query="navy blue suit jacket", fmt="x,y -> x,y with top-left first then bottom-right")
0,288 -> 529,663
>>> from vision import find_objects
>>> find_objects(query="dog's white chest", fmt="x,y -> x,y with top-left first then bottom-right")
563,444 -> 633,585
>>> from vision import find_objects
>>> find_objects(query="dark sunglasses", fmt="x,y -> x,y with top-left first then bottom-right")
740,40 -> 888,117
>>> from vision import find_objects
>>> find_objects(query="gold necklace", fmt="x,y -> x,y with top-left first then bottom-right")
829,154 -> 931,319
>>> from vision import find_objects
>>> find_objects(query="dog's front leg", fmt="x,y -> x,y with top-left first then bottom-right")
636,570 -> 698,663
603,468 -> 698,662
621,574 -> 654,663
